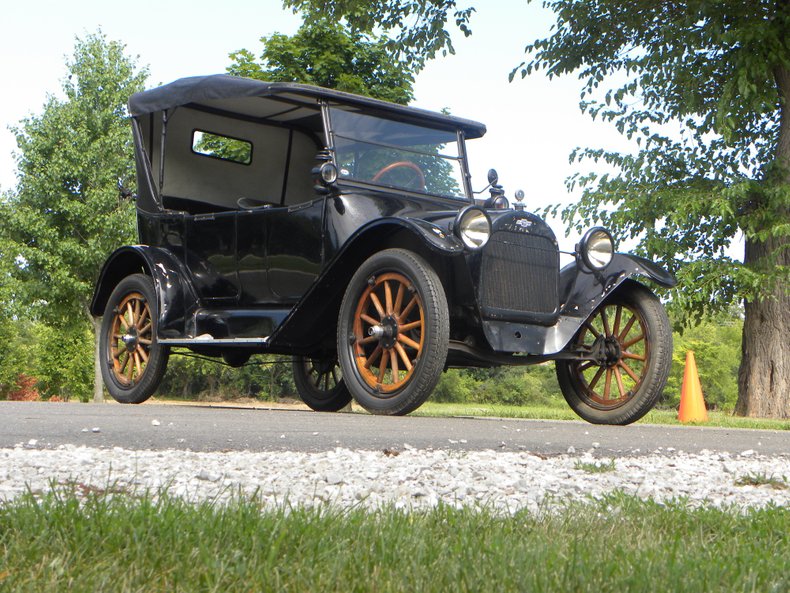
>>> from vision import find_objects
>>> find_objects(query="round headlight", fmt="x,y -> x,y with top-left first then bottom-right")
454,207 -> 491,249
579,227 -> 614,270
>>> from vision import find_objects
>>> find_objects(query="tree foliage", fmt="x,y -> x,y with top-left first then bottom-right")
1,32 -> 147,325
512,1 -> 790,322
0,239 -> 22,393
0,32 -> 147,401
228,19 -> 415,104
282,1 -> 475,71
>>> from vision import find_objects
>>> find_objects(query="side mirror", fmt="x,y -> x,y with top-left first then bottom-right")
487,169 -> 499,185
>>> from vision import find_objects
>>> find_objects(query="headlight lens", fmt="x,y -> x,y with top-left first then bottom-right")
455,207 -> 491,249
580,227 -> 614,270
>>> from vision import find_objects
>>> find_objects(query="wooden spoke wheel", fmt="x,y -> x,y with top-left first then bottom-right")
292,355 -> 352,412
352,272 -> 425,394
100,274 -> 169,404
338,249 -> 448,416
556,282 -> 672,425
108,292 -> 153,387
572,302 -> 649,407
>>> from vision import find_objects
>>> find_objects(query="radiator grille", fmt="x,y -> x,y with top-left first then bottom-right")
480,232 -> 559,315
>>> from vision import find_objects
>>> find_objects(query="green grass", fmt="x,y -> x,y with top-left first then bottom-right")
413,402 -> 790,430
735,472 -> 788,490
0,490 -> 788,593
574,458 -> 617,474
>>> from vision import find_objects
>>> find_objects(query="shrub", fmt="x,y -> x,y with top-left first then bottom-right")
7,374 -> 40,401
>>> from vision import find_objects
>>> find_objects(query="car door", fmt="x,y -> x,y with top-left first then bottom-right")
236,198 -> 325,306
266,198 -> 325,301
236,206 -> 273,304
184,211 -> 239,302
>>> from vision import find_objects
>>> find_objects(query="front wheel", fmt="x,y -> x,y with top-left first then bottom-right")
100,274 -> 169,404
337,249 -> 449,415
556,282 -> 672,425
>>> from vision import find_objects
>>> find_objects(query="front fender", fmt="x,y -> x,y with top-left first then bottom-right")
90,245 -> 198,337
351,216 -> 465,254
560,252 -> 675,318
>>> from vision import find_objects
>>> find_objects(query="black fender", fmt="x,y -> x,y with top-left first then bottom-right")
348,216 -> 465,255
560,253 -> 675,317
268,217 -> 463,351
90,245 -> 198,337
482,253 -> 675,355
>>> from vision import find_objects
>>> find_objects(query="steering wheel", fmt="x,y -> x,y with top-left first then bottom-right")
371,161 -> 426,191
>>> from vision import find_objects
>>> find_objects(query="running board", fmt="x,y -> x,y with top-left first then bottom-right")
158,336 -> 269,346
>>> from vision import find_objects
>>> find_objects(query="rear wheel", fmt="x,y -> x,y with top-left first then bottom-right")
292,355 -> 352,412
337,249 -> 449,415
556,282 -> 671,425
100,274 -> 169,404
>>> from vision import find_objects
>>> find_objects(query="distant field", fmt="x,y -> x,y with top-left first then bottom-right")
150,395 -> 790,430
0,490 -> 786,593
414,402 -> 790,430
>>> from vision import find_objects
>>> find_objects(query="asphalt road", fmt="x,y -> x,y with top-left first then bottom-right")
2,401 -> 787,457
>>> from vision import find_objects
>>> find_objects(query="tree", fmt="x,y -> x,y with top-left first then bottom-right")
0,32 -> 148,402
288,0 -> 790,418
0,239 -> 21,394
282,0 -> 475,72
228,18 -> 415,104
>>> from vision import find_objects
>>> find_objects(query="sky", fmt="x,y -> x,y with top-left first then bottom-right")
0,0 -> 632,250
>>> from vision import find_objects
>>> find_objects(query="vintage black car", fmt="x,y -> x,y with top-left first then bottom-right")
91,74 -> 676,424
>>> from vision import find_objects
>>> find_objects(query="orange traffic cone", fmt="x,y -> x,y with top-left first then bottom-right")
678,350 -> 708,423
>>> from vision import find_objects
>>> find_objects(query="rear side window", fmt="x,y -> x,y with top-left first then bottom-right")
191,130 -> 252,165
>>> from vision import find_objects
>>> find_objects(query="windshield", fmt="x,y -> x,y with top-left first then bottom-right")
329,108 -> 468,199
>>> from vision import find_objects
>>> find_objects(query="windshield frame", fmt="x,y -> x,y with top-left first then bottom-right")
322,102 -> 474,202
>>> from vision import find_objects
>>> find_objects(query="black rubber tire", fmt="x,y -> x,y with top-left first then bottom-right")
292,355 -> 352,412
337,248 -> 449,415
100,274 -> 169,404
556,281 -> 672,425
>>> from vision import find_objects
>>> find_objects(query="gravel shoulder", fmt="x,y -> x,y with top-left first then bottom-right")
2,445 -> 787,512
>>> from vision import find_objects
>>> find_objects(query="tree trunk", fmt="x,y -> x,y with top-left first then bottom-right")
735,64 -> 790,418
736,237 -> 790,418
92,315 -> 105,403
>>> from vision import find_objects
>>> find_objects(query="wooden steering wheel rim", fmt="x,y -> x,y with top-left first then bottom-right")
371,161 -> 426,190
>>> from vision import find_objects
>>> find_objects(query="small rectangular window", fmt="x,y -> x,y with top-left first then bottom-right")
191,130 -> 252,165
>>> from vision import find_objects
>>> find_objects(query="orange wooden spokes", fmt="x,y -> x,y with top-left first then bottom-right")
108,292 -> 153,387
352,272 -> 424,394
573,302 -> 650,407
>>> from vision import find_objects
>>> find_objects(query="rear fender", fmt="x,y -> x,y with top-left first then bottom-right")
90,245 -> 198,337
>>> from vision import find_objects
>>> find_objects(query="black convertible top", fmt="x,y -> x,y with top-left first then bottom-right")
128,74 -> 487,139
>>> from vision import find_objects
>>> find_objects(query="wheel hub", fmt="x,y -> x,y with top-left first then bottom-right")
603,337 -> 622,367
121,329 -> 138,352
591,335 -> 622,367
368,316 -> 399,349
